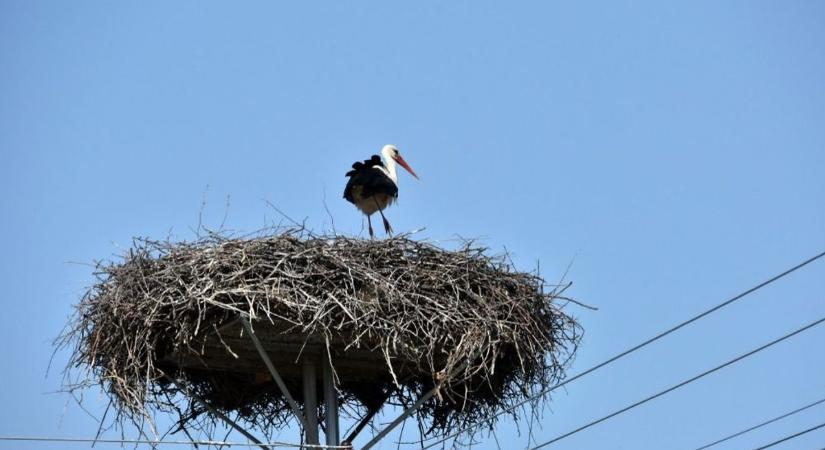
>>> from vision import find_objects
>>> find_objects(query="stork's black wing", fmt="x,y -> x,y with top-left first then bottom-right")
345,155 -> 382,177
343,157 -> 397,204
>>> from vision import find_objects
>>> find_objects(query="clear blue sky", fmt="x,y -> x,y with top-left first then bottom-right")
2,1 -> 824,449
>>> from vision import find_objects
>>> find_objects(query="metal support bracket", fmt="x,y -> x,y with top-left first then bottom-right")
303,361 -> 320,445
360,359 -> 472,450
241,317 -> 310,432
344,392 -> 389,444
322,350 -> 340,447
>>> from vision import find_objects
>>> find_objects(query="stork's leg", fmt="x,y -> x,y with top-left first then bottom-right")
373,198 -> 393,236
381,214 -> 393,236
367,215 -> 374,239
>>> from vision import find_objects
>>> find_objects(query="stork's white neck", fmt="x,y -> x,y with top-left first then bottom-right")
381,147 -> 398,184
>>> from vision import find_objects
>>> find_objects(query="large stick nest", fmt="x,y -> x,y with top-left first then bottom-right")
59,229 -> 581,440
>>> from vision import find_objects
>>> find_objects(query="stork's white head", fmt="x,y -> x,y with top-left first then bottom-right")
381,144 -> 419,180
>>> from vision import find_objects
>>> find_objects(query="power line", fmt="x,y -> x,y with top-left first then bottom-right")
420,250 -> 825,450
692,396 -> 825,450
751,421 -> 825,450
527,316 -> 825,449
0,436 -> 349,449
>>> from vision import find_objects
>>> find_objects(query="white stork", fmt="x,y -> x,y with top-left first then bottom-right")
343,144 -> 419,238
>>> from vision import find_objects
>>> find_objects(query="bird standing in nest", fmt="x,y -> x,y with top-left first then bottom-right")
344,144 -> 419,238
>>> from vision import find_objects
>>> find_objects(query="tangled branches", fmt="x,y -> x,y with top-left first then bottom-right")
58,229 -> 581,441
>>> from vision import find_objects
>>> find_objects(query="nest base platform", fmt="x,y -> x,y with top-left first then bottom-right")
160,317 -> 431,384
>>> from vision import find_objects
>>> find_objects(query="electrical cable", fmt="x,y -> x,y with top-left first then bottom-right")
420,250 -> 825,449
0,436 -> 349,448
527,316 -> 825,449
751,421 -> 825,450
692,396 -> 825,450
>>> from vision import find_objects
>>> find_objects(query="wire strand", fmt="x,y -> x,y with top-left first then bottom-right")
527,316 -> 825,449
692,396 -> 825,450
0,436 -> 350,448
751,421 -> 825,450
421,250 -> 825,450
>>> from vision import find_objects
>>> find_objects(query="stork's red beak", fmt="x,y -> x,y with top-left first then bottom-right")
395,155 -> 419,179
